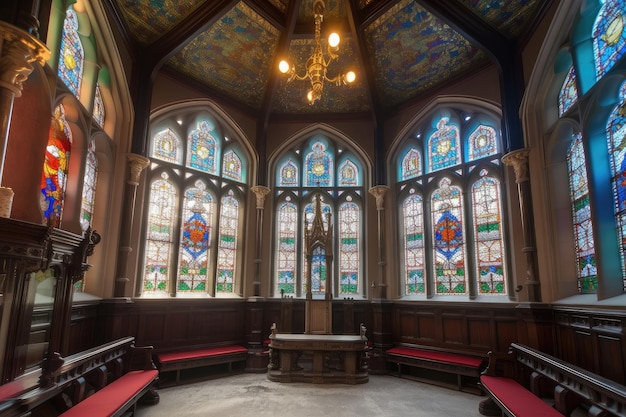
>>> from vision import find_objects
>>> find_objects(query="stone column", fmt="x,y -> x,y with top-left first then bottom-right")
115,153 -> 149,298
0,22 -> 50,217
502,149 -> 540,302
368,185 -> 389,299
250,185 -> 270,297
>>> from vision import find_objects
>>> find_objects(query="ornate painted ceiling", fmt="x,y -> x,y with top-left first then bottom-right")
109,0 -> 548,118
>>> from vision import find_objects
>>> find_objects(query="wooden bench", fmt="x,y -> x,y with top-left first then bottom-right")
385,344 -> 486,394
0,337 -> 159,417
155,345 -> 248,386
479,342 -> 626,417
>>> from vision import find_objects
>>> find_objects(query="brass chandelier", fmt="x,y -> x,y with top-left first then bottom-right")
278,0 -> 356,104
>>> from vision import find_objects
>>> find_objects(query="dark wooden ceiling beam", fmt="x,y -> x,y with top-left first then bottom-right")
101,0 -> 140,54
256,0 -> 303,184
345,0 -> 380,124
244,0 -> 286,30
416,0 -> 513,63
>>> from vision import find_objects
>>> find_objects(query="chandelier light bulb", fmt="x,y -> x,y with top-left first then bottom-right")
345,71 -> 356,83
307,90 -> 314,102
328,32 -> 340,48
279,60 -> 290,74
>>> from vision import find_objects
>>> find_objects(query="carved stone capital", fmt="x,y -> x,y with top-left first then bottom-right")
250,185 -> 271,209
0,22 -> 50,97
368,185 -> 390,210
126,154 -> 150,186
502,149 -> 531,183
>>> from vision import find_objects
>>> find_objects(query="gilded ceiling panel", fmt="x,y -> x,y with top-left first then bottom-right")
364,0 -> 486,106
114,0 -> 204,45
166,2 -> 281,109
454,0 -> 544,38
272,38 -> 370,114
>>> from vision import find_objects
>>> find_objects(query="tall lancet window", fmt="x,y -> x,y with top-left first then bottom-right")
58,7 -> 84,98
396,107 -> 506,298
273,135 -> 366,298
141,110 -> 249,297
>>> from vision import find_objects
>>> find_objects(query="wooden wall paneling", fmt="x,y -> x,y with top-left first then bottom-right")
397,309 -> 415,342
467,317 -> 490,350
592,316 -> 625,384
165,311 -> 191,343
416,311 -> 436,342
441,313 -> 465,345
68,302 -> 99,354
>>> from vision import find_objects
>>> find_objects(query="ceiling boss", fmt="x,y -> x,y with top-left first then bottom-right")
278,0 -> 356,104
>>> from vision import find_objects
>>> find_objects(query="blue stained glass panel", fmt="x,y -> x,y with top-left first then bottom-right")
401,148 -> 422,180
558,66 -> 579,116
338,159 -> 359,186
278,159 -> 299,186
187,121 -> 218,173
431,178 -> 466,294
428,117 -> 461,172
567,133 -> 597,293
403,192 -> 425,294
305,141 -> 333,186
178,182 -> 213,293
58,8 -> 83,98
152,129 -> 181,163
593,0 -> 626,80
468,125 -> 498,161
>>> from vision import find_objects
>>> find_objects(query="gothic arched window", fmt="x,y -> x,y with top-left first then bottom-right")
593,0 -> 626,80
272,135 -> 366,298
141,111 -> 249,297
396,108 -> 506,298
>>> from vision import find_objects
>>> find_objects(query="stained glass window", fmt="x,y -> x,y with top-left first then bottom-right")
567,133 -> 597,293
152,129 -> 181,163
143,173 -> 177,294
216,190 -> 239,293
93,83 -> 105,127
593,0 -> 626,80
222,150 -> 242,181
403,192 -> 424,294
428,117 -> 461,172
187,121 -> 218,174
339,197 -> 359,295
401,148 -> 422,180
468,125 -> 498,161
178,182 -> 213,293
80,140 -> 97,232
276,198 -> 297,295
58,8 -> 83,98
274,136 -> 364,298
41,105 -> 72,227
607,81 -> 626,287
144,110 -> 248,297
303,198 -> 332,295
472,171 -> 506,294
338,159 -> 359,186
432,178 -> 466,294
558,66 -> 579,116
305,141 -> 333,186
278,159 -> 299,186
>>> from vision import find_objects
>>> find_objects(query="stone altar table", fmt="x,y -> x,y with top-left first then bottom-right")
267,332 -> 369,384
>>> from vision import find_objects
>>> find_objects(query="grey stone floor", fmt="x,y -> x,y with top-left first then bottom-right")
135,373 -> 485,417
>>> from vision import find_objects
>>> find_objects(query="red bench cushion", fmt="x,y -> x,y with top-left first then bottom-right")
59,369 -> 158,417
157,345 -> 248,363
386,346 -> 483,368
480,375 -> 563,417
